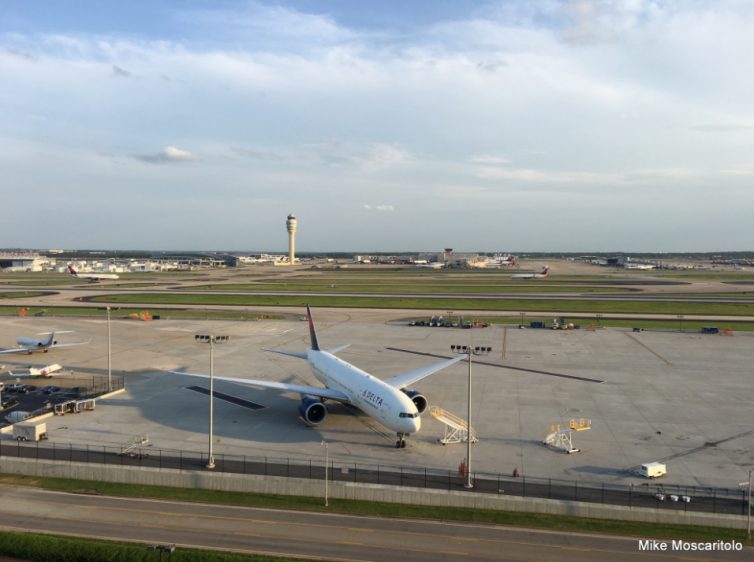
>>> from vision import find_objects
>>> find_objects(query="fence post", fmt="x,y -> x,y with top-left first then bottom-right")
159,449 -> 162,470
601,483 -> 604,504
377,465 -> 380,485
354,464 -> 357,483
103,445 -> 106,465
179,450 -> 183,471
743,490 -> 747,516
308,459 -> 311,480
522,476 -> 526,497
86,444 -> 89,463
629,484 -> 632,508
52,441 -> 55,461
497,473 -> 500,494
424,467 -> 427,488
245,455 -> 248,476
712,489 -> 717,513
548,478 -> 551,499
574,481 -> 578,501
400,466 -> 403,486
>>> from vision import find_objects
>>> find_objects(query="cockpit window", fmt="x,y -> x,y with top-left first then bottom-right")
399,412 -> 418,418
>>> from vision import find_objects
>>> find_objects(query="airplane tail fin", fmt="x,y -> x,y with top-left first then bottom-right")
67,265 -> 78,276
44,332 -> 55,346
542,266 -> 549,276
306,305 -> 320,351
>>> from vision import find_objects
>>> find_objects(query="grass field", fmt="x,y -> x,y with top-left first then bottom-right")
0,530 -> 302,561
0,291 -> 47,300
86,292 -> 754,316
178,282 -> 632,294
0,306 -> 283,321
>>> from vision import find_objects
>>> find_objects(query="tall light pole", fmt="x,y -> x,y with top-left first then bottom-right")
739,468 -> 754,540
451,344 -> 491,489
746,468 -> 754,540
106,306 -> 112,392
321,440 -> 329,507
195,334 -> 229,469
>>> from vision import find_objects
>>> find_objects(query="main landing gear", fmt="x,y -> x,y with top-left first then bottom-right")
396,433 -> 407,448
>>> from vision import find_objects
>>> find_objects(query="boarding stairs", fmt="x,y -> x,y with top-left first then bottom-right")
543,419 -> 591,454
429,405 -> 478,445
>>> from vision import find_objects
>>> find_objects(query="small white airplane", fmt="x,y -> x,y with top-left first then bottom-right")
7,363 -> 64,377
511,266 -> 549,280
68,265 -> 119,282
0,332 -> 88,355
173,305 -> 465,448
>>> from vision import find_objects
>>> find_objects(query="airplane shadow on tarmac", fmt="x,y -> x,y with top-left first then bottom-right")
110,368 -> 376,446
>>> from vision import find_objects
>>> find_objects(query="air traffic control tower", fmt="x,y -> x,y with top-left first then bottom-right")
286,213 -> 297,265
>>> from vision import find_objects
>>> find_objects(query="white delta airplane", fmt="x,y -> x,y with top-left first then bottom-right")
511,265 -> 549,280
68,265 -> 119,282
176,306 -> 465,448
0,331 -> 88,355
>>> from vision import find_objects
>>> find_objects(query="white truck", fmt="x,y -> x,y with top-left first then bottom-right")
640,462 -> 667,478
13,421 -> 48,442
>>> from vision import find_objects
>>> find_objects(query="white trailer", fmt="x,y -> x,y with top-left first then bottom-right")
640,462 -> 667,478
13,421 -> 48,442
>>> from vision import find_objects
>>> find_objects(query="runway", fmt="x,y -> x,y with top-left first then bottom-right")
0,487 -> 749,561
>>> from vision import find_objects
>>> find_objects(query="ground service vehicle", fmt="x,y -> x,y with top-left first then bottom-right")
13,421 -> 48,441
640,462 -> 667,478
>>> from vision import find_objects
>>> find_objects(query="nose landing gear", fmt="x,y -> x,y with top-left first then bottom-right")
396,433 -> 407,448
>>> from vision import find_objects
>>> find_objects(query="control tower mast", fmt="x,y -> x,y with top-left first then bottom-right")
286,214 -> 297,265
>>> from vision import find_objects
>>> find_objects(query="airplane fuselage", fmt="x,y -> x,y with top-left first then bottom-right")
15,336 -> 53,353
306,350 -> 420,435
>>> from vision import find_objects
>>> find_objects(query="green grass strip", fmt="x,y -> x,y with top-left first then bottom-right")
474,317 -> 754,331
0,291 -> 47,299
178,283 -> 630,294
87,293 -> 754,316
0,306 -> 283,321
0,530 -> 302,561
0,474 -> 750,545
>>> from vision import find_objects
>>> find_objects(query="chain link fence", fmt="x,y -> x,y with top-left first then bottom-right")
0,439 -> 747,517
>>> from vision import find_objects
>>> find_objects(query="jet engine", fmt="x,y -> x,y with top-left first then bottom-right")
298,395 -> 327,425
401,388 -> 428,414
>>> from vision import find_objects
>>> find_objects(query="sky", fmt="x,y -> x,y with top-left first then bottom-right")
1,1 -> 753,252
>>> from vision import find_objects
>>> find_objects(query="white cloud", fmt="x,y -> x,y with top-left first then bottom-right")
363,204 -> 395,211
135,146 -> 198,164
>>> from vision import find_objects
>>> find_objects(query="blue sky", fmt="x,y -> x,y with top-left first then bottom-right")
1,1 -> 753,252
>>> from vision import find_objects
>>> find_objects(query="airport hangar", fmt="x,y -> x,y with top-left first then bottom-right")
1,311 -> 753,491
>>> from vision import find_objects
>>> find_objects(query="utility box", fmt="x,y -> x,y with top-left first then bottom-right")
640,462 -> 666,478
13,422 -> 48,442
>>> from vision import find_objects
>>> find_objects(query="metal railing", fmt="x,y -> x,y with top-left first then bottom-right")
0,439 -> 747,517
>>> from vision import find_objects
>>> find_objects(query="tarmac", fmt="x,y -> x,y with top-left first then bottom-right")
1,311 -> 753,491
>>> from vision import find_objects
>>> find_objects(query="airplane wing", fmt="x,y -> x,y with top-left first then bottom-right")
383,355 -> 465,389
169,371 -> 351,403
48,342 -> 89,349
0,348 -> 29,355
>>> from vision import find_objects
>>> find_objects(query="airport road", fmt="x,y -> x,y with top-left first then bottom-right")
0,487 -> 750,562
